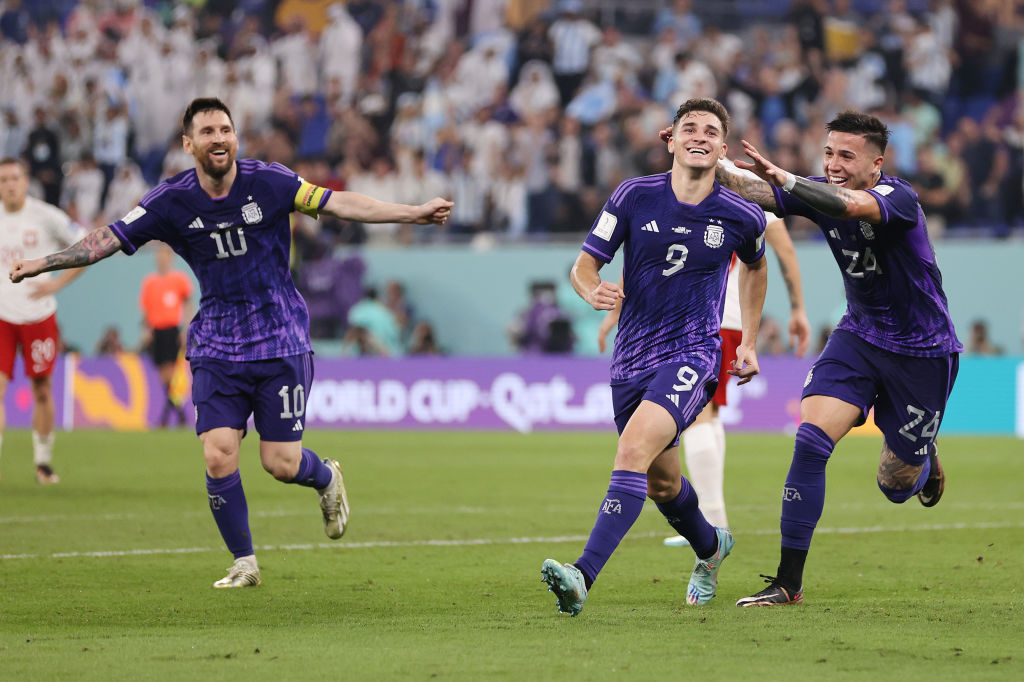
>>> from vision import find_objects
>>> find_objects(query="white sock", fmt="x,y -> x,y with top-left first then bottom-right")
711,417 -> 726,462
237,553 -> 258,569
32,431 -> 54,467
683,422 -> 728,528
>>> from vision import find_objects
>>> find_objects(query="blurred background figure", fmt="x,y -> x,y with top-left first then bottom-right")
139,244 -> 192,427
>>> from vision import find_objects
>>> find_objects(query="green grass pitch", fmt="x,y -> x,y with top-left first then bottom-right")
0,429 -> 1021,680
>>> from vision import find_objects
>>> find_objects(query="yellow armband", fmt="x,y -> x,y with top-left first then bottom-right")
294,181 -> 329,217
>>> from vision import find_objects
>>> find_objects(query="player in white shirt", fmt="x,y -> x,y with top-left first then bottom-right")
599,207 -> 811,544
0,158 -> 84,484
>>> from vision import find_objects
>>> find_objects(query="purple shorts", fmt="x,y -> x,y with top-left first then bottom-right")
611,358 -> 719,447
802,330 -> 959,465
191,352 -> 313,442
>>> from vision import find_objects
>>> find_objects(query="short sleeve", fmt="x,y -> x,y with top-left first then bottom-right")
176,271 -> 193,298
864,179 -> 919,230
735,210 -> 767,264
110,203 -> 173,255
581,180 -> 636,263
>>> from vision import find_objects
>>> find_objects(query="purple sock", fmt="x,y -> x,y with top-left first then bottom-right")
206,470 -> 253,559
574,470 -> 647,584
780,423 -> 835,551
655,476 -> 717,558
290,447 -> 334,489
878,455 -> 931,503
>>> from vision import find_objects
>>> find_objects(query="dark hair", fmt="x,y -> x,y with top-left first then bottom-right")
672,98 -> 730,139
826,111 -> 889,154
182,97 -> 234,136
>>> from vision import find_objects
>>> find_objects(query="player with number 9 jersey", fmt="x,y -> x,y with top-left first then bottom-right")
539,99 -> 767,617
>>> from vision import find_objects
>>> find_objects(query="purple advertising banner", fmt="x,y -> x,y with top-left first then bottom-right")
5,354 -> 818,434
302,356 -> 815,433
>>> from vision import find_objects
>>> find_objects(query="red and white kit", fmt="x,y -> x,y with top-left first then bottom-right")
0,196 -> 80,378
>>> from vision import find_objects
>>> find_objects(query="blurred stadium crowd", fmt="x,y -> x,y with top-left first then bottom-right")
2,0 -> 1023,255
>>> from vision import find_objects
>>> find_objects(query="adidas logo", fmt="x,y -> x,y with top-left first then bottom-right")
641,220 -> 659,233
292,419 -> 303,432
666,394 -> 679,407
188,217 -> 205,230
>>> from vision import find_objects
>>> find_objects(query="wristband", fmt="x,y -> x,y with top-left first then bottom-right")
782,173 -> 797,192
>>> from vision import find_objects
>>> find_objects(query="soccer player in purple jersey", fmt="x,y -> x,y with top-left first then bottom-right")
540,98 -> 768,616
712,111 -> 962,606
9,98 -> 453,588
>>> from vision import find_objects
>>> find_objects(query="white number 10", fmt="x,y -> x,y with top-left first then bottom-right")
279,384 -> 306,418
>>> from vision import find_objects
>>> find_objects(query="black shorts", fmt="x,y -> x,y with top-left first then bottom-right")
151,326 -> 182,366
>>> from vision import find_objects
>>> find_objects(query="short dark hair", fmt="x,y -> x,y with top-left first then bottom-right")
672,98 -> 730,139
826,111 -> 889,154
182,97 -> 234,136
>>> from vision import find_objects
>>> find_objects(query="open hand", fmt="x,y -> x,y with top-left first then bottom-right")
736,140 -> 790,188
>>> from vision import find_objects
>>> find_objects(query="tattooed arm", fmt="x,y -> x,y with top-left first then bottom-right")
9,226 -> 122,283
715,161 -> 780,213
738,140 -> 882,222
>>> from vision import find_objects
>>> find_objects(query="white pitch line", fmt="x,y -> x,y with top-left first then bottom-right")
2,521 -> 1022,562
2,501 -> 1022,526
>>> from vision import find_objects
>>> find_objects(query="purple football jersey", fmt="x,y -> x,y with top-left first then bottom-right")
771,174 -> 962,357
111,159 -> 331,361
583,172 -> 766,381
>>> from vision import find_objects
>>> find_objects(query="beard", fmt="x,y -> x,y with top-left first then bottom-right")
197,148 -> 235,179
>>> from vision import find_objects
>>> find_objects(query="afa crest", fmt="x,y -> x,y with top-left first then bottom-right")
241,199 -> 263,225
704,224 -> 724,248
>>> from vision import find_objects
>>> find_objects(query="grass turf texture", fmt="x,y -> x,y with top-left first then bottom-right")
0,430 -> 1020,681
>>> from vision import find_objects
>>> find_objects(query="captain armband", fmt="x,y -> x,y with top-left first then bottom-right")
294,181 -> 330,217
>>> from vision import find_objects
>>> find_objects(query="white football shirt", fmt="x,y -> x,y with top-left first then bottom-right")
0,196 -> 81,324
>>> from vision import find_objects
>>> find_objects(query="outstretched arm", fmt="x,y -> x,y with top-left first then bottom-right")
715,161 -> 780,213
738,140 -> 882,222
10,226 -> 122,283
320,191 -> 453,225
730,255 -> 767,385
764,219 -> 811,357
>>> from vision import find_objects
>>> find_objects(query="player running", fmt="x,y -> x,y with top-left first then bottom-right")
715,111 -> 962,606
9,98 -> 452,588
541,98 -> 767,616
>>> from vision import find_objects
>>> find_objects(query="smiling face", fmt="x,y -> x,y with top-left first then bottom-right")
182,109 -> 238,180
669,110 -> 727,171
822,131 -> 884,190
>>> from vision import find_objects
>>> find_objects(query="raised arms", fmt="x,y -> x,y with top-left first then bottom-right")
10,226 -> 122,283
